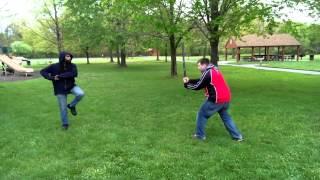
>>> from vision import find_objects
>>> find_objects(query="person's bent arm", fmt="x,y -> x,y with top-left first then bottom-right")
59,65 -> 78,78
40,65 -> 54,80
184,70 -> 210,90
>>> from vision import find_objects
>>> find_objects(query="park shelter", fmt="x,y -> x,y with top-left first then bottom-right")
147,48 -> 160,56
225,34 -> 301,62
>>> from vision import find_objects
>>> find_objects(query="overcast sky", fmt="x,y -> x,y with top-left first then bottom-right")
0,0 -> 319,32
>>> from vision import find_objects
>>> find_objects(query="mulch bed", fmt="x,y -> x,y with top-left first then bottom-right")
0,71 -> 41,82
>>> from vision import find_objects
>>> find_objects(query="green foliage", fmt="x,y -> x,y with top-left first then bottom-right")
308,24 -> 320,53
192,0 -> 276,39
63,0 -> 105,54
10,41 -> 33,56
65,0 -> 147,65
20,25 -> 57,58
0,23 -> 23,47
277,21 -> 320,54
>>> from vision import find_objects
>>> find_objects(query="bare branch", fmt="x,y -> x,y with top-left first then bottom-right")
174,0 -> 184,25
43,2 -> 56,23
22,24 -> 57,45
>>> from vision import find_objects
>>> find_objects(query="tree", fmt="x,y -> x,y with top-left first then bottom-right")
146,0 -> 195,76
64,0 -> 105,64
36,0 -> 65,53
192,0 -> 276,65
308,24 -> 320,53
10,41 -> 33,56
19,21 -> 57,58
65,0 -> 144,67
0,23 -> 22,46
104,0 -> 144,67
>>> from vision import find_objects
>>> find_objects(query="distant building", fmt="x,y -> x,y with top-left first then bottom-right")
225,34 -> 301,61
147,48 -> 160,56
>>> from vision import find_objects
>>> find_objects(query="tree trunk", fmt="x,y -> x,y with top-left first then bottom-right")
165,43 -> 168,63
53,2 -> 63,53
182,42 -> 186,77
169,35 -> 177,77
116,45 -> 120,65
110,47 -> 114,63
86,46 -> 90,64
156,49 -> 159,61
209,38 -> 219,66
120,44 -> 126,67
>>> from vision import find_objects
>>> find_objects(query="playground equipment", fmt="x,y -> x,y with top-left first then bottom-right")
0,54 -> 34,77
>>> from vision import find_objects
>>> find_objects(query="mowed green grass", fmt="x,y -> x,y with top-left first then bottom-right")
230,55 -> 320,71
262,60 -> 320,71
0,61 -> 319,179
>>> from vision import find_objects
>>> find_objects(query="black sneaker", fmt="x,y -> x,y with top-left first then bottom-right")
62,124 -> 69,130
67,104 -> 77,116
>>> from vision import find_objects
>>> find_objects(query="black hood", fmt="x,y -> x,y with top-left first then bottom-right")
59,51 -> 73,64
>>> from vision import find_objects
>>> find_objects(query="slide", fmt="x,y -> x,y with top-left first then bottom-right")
0,54 -> 34,76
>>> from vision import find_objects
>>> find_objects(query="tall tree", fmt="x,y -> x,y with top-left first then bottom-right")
0,23 -> 22,46
103,0 -> 144,67
20,21 -> 58,57
146,0 -> 195,76
308,24 -> 320,53
64,0 -> 105,64
37,0 -> 65,53
192,0 -> 276,65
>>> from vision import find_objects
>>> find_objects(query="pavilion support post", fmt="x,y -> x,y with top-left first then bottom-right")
297,46 -> 300,61
225,48 -> 228,61
266,47 -> 270,61
277,47 -> 280,61
264,46 -> 267,61
251,47 -> 255,61
281,46 -> 285,61
237,47 -> 240,62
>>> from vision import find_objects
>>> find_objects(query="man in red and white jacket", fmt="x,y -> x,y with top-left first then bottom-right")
183,58 -> 243,141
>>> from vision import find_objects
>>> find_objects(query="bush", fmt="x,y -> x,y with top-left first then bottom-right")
10,41 -> 33,57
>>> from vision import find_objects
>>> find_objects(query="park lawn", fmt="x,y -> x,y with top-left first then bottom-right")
261,60 -> 320,71
0,61 -> 319,179
228,54 -> 320,71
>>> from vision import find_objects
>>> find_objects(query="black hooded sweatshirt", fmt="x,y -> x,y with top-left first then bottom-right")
40,51 -> 78,95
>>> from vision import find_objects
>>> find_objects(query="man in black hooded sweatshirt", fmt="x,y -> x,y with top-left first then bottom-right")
40,51 -> 84,130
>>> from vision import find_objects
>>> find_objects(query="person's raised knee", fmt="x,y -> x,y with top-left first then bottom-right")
77,92 -> 85,98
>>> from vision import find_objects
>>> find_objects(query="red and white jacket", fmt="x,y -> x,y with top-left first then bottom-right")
184,64 -> 231,104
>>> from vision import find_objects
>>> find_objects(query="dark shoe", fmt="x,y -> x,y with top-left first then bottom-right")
192,134 -> 206,140
62,124 -> 69,130
67,104 -> 77,116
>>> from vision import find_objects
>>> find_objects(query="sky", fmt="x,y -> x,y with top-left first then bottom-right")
0,0 -> 35,31
0,0 -> 319,32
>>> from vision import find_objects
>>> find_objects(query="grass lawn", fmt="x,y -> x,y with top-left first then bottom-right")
261,60 -> 320,71
227,55 -> 320,71
1,61 -> 319,179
